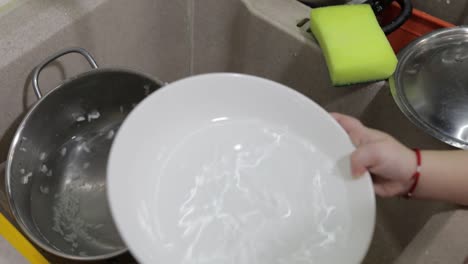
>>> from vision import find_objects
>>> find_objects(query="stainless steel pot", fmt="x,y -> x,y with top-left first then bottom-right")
5,47 -> 164,260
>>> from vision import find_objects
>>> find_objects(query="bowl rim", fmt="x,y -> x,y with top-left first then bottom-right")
106,72 -> 376,263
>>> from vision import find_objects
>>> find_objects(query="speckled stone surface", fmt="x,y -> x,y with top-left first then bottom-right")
0,162 -> 29,264
413,0 -> 468,25
0,0 -> 191,161
0,0 -> 466,263
0,236 -> 29,264
0,0 -> 107,69
395,209 -> 468,264
0,162 -> 10,219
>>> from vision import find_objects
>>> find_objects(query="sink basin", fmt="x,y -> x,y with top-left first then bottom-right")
0,0 -> 461,263
412,0 -> 468,25
0,0 -> 26,17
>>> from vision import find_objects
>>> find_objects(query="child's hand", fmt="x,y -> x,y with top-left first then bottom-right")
331,113 -> 416,197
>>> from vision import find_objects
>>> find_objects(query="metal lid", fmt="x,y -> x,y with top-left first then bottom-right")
390,27 -> 468,149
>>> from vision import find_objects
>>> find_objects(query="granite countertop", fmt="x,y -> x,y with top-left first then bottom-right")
0,162 -> 12,221
0,161 -> 29,264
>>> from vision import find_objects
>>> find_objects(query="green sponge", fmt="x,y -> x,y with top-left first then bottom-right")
310,4 -> 398,86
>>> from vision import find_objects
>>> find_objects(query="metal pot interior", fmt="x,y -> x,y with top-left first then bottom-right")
6,69 -> 162,260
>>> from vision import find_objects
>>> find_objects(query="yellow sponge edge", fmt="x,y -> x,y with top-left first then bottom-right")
0,213 -> 48,264
310,4 -> 398,86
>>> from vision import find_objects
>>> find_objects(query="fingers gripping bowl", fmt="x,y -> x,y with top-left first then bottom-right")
107,73 -> 376,263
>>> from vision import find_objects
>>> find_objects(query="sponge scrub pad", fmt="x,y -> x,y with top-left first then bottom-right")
310,4 -> 398,86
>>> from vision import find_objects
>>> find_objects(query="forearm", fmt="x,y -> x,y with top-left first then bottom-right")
413,150 -> 468,205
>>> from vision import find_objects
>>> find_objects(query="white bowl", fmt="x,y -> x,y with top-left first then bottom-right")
107,73 -> 375,264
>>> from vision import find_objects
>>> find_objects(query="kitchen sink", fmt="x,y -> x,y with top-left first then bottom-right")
0,0 -> 465,263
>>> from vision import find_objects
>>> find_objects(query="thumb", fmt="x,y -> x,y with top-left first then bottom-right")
350,142 -> 384,177
332,113 -> 389,147
331,113 -> 372,146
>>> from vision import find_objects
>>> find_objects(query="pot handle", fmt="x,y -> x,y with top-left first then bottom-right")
32,47 -> 99,99
370,0 -> 413,35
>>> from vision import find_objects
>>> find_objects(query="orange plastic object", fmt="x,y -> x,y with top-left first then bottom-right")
379,2 -> 455,53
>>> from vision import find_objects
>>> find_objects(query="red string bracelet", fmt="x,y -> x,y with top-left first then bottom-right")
405,149 -> 421,199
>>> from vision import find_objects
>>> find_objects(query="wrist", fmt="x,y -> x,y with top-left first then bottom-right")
397,148 -> 424,198
399,147 -> 419,195
402,147 -> 417,179
404,149 -> 422,198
